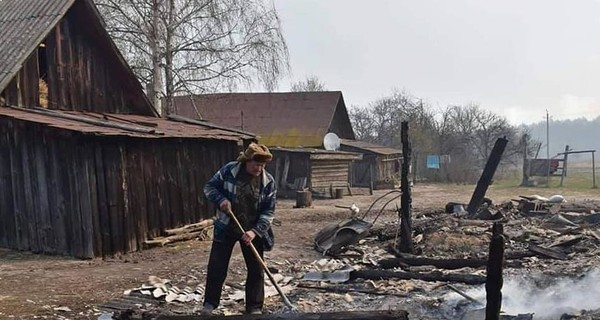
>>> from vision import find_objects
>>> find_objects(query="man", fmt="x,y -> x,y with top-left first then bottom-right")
201,143 -> 276,315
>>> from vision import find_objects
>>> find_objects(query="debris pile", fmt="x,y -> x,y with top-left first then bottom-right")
99,195 -> 600,319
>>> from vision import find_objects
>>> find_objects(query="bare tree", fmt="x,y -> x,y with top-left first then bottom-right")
290,75 -> 327,92
349,90 -> 437,149
95,0 -> 289,115
349,91 -> 530,183
435,104 -> 528,182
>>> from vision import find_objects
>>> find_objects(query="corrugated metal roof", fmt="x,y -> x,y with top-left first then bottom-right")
0,106 -> 255,141
0,0 -> 158,117
340,139 -> 402,156
0,0 -> 75,92
171,91 -> 350,148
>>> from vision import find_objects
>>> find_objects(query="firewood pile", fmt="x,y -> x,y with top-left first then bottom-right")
143,219 -> 214,248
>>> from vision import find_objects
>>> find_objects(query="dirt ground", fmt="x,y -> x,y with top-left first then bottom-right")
1,183 -> 599,319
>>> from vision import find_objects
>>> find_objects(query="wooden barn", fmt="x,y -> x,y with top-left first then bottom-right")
340,139 -> 402,189
0,0 -> 254,258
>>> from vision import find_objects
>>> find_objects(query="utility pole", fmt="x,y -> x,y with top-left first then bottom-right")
546,110 -> 550,187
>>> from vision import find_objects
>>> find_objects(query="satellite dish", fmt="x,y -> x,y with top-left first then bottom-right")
323,132 -> 341,151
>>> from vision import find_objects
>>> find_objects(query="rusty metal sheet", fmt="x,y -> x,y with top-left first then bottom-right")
0,106 -> 255,141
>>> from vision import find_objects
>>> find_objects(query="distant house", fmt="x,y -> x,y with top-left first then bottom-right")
340,139 -> 402,189
0,0 -> 254,258
170,91 -> 356,147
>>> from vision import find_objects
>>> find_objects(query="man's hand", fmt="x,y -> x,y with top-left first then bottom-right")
219,199 -> 232,213
241,230 -> 256,246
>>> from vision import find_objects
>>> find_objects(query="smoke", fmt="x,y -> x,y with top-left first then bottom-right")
447,269 -> 600,319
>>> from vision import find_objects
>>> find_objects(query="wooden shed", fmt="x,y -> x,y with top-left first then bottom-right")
340,139 -> 402,189
268,147 -> 362,198
0,0 -> 255,258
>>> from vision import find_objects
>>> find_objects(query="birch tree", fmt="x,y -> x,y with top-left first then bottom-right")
95,0 -> 289,115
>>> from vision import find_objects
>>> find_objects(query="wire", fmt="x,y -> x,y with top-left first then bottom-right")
360,189 -> 402,224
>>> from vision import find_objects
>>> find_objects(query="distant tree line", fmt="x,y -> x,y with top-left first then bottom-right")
349,90 -> 535,183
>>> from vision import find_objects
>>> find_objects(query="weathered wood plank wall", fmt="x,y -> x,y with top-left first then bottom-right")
310,159 -> 352,195
349,154 -> 400,189
0,119 -> 236,258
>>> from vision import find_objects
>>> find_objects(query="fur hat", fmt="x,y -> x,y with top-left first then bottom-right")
237,143 -> 273,163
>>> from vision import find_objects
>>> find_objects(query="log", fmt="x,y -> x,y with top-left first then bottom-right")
350,269 -> 486,285
143,230 -> 204,248
379,254 -> 525,270
297,283 -> 407,297
153,310 -> 409,320
143,238 -> 170,248
528,244 -> 568,260
380,256 -> 486,270
164,219 -> 214,236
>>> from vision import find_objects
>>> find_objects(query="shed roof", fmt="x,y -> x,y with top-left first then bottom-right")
0,106 -> 254,141
171,91 -> 355,147
340,139 -> 402,156
270,147 -> 362,161
0,0 -> 157,116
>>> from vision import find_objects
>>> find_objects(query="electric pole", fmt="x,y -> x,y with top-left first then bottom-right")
546,110 -> 550,187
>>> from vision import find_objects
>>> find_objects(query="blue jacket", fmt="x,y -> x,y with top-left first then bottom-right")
204,161 -> 277,250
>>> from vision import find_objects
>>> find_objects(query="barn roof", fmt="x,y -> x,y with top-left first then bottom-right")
340,139 -> 402,156
0,0 -> 157,116
170,91 -> 356,148
0,106 -> 254,141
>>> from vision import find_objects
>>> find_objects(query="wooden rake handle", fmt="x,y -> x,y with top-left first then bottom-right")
226,210 -> 295,309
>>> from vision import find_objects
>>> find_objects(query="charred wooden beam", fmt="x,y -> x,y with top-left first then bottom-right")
397,121 -> 414,253
379,255 -> 519,270
350,269 -> 486,285
528,244 -> 568,260
467,137 -> 508,215
485,222 -> 505,320
153,310 -> 409,320
297,283 -> 407,297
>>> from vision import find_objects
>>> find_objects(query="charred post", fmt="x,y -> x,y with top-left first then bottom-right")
397,121 -> 414,253
467,137 -> 508,215
520,134 -> 529,187
485,222 -> 505,320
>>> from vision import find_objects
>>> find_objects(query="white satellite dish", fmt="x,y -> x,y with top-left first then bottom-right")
323,132 -> 341,151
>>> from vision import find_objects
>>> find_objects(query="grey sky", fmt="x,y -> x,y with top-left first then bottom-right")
273,0 -> 600,125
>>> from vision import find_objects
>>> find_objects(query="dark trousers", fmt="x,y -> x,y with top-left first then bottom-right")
204,236 -> 265,312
